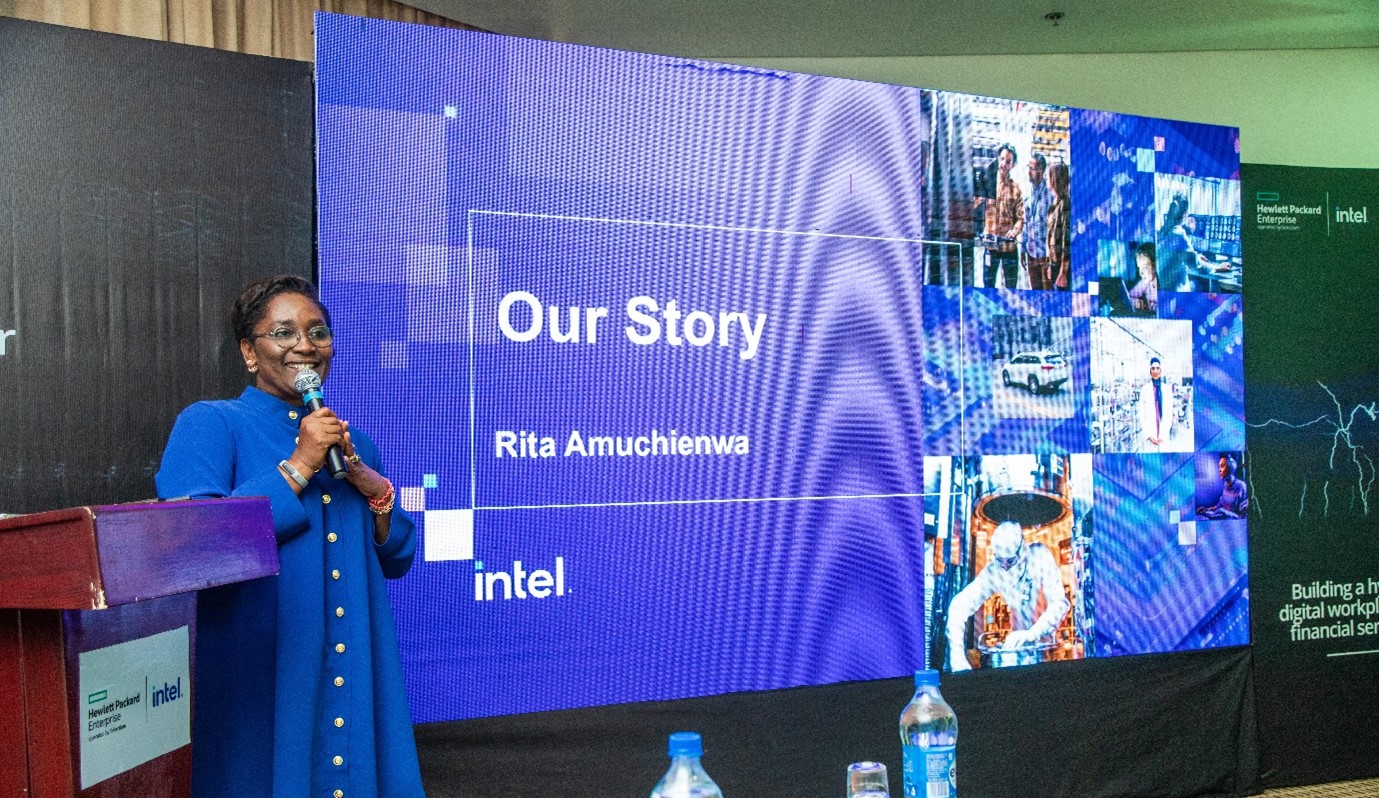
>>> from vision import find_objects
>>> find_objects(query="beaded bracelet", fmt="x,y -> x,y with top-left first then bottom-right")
368,478 -> 395,515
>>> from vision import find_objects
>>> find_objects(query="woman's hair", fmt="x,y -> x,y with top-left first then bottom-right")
230,274 -> 330,342
1046,161 -> 1070,197
1135,241 -> 1157,267
1160,193 -> 1190,234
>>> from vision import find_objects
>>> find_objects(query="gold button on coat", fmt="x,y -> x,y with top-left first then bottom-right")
334,791 -> 343,798
335,643 -> 345,653
289,410 -> 299,420
334,717 -> 344,728
334,676 -> 344,687
322,494 -> 332,504
331,569 -> 340,579
335,607 -> 344,618
327,533 -> 338,543
332,755 -> 343,766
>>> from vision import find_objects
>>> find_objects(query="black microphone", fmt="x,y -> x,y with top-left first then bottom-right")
293,368 -> 349,479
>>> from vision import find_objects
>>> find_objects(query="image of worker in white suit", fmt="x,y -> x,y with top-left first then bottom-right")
946,521 -> 1071,672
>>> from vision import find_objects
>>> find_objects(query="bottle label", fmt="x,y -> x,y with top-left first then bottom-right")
902,744 -> 956,798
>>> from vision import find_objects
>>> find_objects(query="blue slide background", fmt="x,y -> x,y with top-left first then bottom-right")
316,14 -> 1248,722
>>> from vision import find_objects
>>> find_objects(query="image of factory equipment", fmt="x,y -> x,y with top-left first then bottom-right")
925,453 -> 1090,671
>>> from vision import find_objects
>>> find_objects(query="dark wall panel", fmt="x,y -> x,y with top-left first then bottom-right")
418,648 -> 1257,798
0,18 -> 314,513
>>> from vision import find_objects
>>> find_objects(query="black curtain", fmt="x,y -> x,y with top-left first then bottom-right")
0,18 -> 314,514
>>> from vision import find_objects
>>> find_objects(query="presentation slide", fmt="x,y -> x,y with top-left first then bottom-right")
315,14 -> 1248,722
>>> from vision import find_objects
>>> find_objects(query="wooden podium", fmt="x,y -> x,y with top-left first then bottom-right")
0,499 -> 277,797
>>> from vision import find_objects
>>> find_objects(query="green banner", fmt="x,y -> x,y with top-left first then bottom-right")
1244,163 -> 1379,787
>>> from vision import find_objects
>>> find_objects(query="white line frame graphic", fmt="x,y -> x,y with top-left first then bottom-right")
465,209 -> 961,512
1327,648 -> 1379,658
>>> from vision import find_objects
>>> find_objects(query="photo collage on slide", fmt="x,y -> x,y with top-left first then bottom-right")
920,102 -> 1248,672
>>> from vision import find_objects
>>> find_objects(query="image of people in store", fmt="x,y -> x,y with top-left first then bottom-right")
923,97 -> 1068,289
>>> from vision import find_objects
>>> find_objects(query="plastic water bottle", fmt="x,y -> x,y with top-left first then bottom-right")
899,669 -> 958,798
650,731 -> 724,798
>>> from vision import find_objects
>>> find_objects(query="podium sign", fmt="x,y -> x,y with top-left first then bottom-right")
0,498 -> 276,797
78,625 -> 191,788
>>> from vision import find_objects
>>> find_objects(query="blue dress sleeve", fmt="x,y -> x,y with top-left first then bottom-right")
156,402 -> 311,543
375,505 -> 416,580
354,428 -> 416,579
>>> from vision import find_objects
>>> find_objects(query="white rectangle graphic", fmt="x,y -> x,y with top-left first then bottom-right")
425,508 -> 474,561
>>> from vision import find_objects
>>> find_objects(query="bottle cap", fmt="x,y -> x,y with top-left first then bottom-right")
668,731 -> 703,757
914,669 -> 940,688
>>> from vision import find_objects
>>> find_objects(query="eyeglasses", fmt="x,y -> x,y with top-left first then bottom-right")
249,325 -> 334,349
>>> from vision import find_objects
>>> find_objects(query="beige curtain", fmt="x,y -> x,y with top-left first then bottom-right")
0,0 -> 482,61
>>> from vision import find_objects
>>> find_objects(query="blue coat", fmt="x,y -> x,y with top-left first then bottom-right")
157,386 -> 424,798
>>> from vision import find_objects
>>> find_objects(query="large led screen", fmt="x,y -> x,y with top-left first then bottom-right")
315,14 -> 1248,722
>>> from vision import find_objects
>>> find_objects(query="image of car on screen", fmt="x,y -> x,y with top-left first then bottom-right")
1002,351 -> 1069,394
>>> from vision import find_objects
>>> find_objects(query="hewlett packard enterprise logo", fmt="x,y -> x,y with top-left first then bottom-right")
1255,190 -> 1370,235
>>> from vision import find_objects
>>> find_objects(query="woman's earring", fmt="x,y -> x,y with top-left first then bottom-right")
247,362 -> 258,374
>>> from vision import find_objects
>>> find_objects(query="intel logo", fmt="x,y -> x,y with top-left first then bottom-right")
151,677 -> 184,708
1335,206 -> 1369,224
473,557 -> 567,601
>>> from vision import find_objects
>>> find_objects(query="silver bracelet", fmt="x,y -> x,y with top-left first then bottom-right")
278,459 -> 309,489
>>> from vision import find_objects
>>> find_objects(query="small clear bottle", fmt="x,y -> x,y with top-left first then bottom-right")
899,669 -> 958,798
650,731 -> 724,798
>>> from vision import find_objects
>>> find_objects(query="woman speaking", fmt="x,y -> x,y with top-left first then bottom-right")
158,275 -> 424,797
